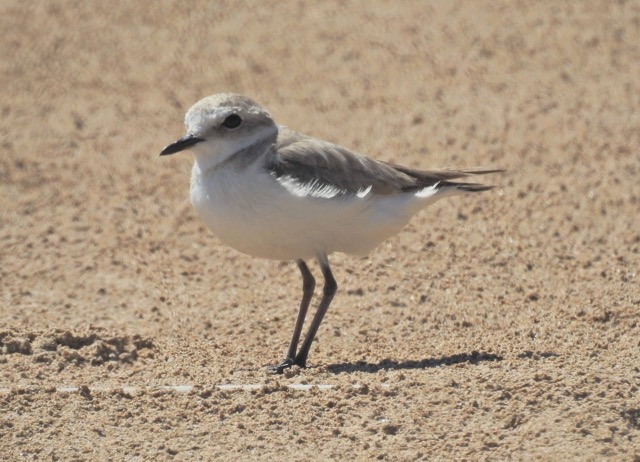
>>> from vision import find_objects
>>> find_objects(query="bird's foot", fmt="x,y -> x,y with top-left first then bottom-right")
293,354 -> 307,369
267,358 -> 295,375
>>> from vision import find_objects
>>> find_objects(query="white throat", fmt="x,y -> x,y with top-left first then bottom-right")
191,126 -> 277,174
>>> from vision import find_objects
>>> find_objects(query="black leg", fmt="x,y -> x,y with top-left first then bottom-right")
294,255 -> 337,368
267,260 -> 315,374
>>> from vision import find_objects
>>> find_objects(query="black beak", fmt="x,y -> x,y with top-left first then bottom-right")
160,134 -> 205,156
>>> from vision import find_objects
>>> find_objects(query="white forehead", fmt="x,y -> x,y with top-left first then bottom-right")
184,106 -> 234,133
183,94 -> 268,133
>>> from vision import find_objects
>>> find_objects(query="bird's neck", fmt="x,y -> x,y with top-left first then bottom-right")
192,126 -> 278,175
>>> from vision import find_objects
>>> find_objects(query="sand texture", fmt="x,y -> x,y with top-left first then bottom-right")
1,1 -> 639,460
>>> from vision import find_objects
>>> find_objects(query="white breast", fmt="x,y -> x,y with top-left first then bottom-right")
190,161 -> 445,261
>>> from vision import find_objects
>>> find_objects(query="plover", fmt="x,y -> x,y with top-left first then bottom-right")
160,93 -> 501,373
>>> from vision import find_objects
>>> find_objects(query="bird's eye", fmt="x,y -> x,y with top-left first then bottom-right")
222,114 -> 242,129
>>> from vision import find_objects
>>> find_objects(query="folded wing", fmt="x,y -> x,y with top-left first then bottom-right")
266,127 -> 502,198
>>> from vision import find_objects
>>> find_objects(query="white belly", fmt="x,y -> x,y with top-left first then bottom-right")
190,162 -> 439,261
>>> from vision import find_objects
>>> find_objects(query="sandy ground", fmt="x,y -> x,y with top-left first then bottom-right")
1,1 -> 640,460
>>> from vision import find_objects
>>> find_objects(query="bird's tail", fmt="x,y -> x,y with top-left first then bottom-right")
412,168 -> 504,196
444,182 -> 496,193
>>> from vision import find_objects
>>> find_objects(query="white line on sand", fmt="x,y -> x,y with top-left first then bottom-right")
0,383 -> 388,394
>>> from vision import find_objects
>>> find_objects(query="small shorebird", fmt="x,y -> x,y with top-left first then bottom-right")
160,93 -> 501,373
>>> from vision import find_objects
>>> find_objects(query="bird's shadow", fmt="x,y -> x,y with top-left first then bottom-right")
325,350 -> 557,374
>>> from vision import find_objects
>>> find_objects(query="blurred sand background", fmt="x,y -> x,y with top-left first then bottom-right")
1,1 -> 639,460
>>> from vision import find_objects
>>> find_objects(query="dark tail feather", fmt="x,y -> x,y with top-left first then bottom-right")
394,166 -> 504,193
443,169 -> 504,192
450,182 -> 496,192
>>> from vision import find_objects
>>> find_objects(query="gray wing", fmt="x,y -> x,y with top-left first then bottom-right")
266,127 -> 501,197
